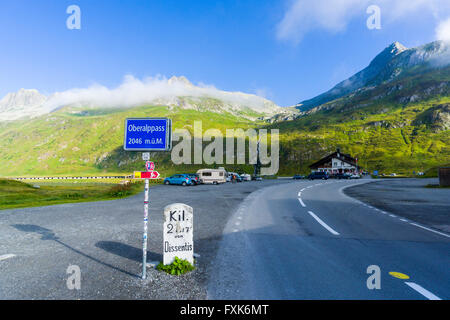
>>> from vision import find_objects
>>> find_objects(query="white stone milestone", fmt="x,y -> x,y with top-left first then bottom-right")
163,203 -> 194,265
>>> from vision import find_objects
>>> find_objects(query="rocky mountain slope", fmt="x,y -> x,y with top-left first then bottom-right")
296,41 -> 450,112
0,89 -> 47,121
0,41 -> 448,177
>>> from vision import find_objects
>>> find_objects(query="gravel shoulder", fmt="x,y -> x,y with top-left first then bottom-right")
0,179 -> 291,299
344,178 -> 450,233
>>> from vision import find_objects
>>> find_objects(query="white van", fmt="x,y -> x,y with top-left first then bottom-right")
197,168 -> 227,185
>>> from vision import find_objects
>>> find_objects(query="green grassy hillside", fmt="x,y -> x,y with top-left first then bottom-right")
1,75 -> 449,177
0,104 -> 262,177
272,98 -> 450,175
0,179 -> 143,210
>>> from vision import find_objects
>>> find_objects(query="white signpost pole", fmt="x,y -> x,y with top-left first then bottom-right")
142,159 -> 150,279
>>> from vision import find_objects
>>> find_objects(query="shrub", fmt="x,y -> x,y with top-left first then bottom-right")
156,257 -> 195,276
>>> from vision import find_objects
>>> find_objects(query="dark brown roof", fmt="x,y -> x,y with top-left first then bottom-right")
309,149 -> 359,169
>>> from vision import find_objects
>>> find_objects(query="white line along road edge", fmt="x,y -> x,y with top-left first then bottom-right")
308,211 -> 340,236
409,223 -> 450,239
405,282 -> 442,300
0,254 -> 16,261
298,198 -> 306,208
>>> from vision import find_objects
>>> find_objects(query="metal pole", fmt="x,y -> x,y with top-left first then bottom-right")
142,177 -> 149,279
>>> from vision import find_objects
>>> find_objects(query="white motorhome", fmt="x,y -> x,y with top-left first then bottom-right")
197,168 -> 227,184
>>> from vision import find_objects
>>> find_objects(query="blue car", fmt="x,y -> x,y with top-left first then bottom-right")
164,174 -> 192,186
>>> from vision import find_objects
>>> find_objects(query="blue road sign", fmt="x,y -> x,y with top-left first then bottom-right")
124,118 -> 172,151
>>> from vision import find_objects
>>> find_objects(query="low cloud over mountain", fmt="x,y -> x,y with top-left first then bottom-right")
0,76 -> 282,121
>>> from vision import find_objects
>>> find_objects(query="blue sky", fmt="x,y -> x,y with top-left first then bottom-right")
0,0 -> 449,106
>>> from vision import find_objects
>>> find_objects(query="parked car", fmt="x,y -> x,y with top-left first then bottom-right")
240,173 -> 251,181
164,174 -> 193,186
293,174 -> 305,180
186,173 -> 200,185
197,168 -> 227,184
333,173 -> 351,180
308,172 -> 329,180
252,175 -> 263,181
350,174 -> 361,179
227,172 -> 243,182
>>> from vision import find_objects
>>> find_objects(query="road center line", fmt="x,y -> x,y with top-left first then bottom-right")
409,223 -> 450,239
0,254 -> 16,261
298,192 -> 302,197
298,198 -> 306,207
405,282 -> 442,300
307,211 -> 340,236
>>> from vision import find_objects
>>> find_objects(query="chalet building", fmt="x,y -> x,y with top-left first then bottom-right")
309,149 -> 360,174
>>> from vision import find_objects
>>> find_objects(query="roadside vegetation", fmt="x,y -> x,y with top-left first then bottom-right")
0,179 -> 144,210
156,257 -> 195,276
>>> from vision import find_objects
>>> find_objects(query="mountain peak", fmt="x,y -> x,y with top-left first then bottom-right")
388,41 -> 408,54
296,40 -> 449,111
368,41 -> 407,69
168,75 -> 194,87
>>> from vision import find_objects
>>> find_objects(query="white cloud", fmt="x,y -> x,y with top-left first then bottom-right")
436,17 -> 450,42
0,75 -> 281,121
277,0 -> 450,44
42,75 -> 276,112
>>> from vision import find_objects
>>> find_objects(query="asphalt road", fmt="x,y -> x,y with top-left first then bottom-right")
345,178 -> 450,233
0,179 -> 289,299
208,179 -> 450,300
1,178 -> 449,300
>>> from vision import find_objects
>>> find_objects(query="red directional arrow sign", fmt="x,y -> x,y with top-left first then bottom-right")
140,171 -> 160,179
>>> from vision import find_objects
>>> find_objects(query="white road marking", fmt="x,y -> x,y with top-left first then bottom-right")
300,188 -> 306,192
298,192 -> 302,197
235,221 -> 241,226
298,198 -> 306,207
389,214 -> 397,218
237,216 -> 243,220
308,211 -> 340,236
409,223 -> 450,239
405,282 -> 441,300
400,218 -> 408,222
0,254 -> 16,261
